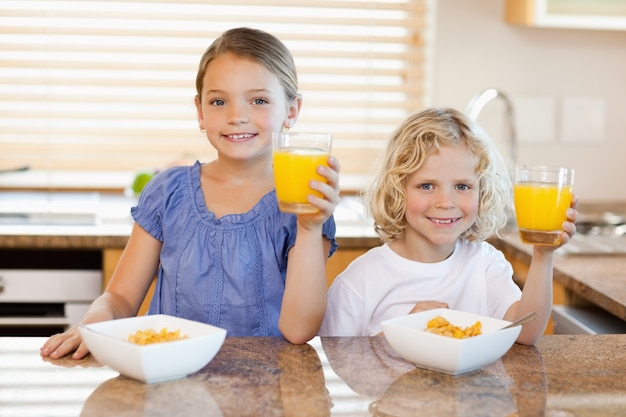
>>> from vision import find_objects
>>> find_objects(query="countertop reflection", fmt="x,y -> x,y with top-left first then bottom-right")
1,335 -> 625,417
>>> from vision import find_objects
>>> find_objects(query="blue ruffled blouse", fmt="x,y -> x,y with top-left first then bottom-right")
131,161 -> 338,337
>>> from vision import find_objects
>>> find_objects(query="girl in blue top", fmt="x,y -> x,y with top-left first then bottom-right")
42,27 -> 341,360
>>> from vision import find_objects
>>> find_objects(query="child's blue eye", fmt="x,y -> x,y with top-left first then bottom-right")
253,98 -> 268,105
419,184 -> 433,190
211,99 -> 225,106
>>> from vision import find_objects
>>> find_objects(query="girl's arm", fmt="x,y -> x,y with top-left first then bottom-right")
40,223 -> 162,359
280,230 -> 332,343
505,200 -> 579,345
279,157 -> 341,344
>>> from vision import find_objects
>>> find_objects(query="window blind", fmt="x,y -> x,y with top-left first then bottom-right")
0,0 -> 427,174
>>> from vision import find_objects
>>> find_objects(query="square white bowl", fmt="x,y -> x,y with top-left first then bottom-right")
381,308 -> 521,375
79,314 -> 227,384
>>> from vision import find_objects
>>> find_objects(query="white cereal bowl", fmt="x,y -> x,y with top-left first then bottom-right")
79,314 -> 227,384
381,308 -> 521,375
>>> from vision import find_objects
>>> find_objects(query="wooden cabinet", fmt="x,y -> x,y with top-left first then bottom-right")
505,0 -> 626,30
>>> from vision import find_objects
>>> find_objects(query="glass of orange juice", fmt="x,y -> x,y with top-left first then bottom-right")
272,132 -> 332,214
513,165 -> 574,245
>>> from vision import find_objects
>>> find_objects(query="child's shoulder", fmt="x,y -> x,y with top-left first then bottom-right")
148,162 -> 198,187
456,238 -> 504,259
343,244 -> 389,269
157,161 -> 198,178
136,162 -> 199,205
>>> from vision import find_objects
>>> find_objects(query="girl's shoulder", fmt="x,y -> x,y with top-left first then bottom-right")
149,162 -> 198,186
140,161 -> 202,197
134,162 -> 200,211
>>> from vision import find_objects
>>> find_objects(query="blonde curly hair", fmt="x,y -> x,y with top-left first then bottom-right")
365,107 -> 512,243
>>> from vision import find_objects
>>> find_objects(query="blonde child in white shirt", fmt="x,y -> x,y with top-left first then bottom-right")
321,107 -> 578,345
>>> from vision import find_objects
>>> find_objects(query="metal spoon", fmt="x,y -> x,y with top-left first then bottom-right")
501,311 -> 538,330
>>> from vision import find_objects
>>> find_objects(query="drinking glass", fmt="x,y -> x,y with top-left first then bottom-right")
272,132 -> 332,214
513,165 -> 574,245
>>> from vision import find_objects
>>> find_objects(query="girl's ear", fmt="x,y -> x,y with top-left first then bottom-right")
194,95 -> 205,131
284,94 -> 302,130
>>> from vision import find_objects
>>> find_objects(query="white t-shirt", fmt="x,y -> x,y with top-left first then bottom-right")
320,239 -> 522,336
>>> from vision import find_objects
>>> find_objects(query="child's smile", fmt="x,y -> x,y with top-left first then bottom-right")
401,144 -> 480,257
427,216 -> 462,225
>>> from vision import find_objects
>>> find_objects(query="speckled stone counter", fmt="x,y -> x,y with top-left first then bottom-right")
493,233 -> 626,322
1,335 -> 625,416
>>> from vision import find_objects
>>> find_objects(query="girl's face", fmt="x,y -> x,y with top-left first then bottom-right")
194,53 -> 300,162
402,145 -> 480,259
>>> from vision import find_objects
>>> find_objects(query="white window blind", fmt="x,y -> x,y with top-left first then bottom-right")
0,0 -> 427,174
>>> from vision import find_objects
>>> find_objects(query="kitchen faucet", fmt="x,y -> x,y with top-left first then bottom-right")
465,88 -> 517,175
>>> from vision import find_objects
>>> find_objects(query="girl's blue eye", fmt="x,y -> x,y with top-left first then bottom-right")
456,184 -> 470,191
253,98 -> 268,105
419,184 -> 433,190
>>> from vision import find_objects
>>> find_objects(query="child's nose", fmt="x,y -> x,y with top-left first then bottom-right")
227,104 -> 249,124
435,191 -> 455,208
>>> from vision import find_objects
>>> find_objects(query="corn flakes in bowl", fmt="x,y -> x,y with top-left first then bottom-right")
79,314 -> 226,384
381,308 -> 520,375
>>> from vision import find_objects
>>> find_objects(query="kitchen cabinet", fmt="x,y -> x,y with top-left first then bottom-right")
0,248 -> 103,335
505,0 -> 626,30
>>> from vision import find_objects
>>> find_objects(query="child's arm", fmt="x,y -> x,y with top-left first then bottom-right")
505,198 -> 579,345
281,230 -> 333,343
40,223 -> 161,359
279,157 -> 341,344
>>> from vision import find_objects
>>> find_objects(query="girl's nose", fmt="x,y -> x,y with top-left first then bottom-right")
227,103 -> 249,124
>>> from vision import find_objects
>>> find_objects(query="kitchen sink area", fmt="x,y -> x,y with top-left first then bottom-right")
0,191 -> 135,227
558,232 -> 626,255
556,209 -> 626,255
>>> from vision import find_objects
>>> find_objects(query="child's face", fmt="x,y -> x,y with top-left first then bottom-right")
402,145 -> 480,253
195,53 -> 299,161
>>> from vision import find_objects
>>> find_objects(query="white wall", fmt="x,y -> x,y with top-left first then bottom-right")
430,0 -> 626,202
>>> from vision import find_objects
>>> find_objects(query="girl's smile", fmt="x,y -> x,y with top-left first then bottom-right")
223,132 -> 258,143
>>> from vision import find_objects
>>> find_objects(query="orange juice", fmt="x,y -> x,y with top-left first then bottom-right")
514,183 -> 573,245
273,148 -> 329,213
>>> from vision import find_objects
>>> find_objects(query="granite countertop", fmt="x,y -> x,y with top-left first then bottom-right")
2,335 -> 625,416
493,233 -> 626,322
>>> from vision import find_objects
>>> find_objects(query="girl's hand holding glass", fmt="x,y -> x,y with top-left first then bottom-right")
296,155 -> 341,229
272,132 -> 337,216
